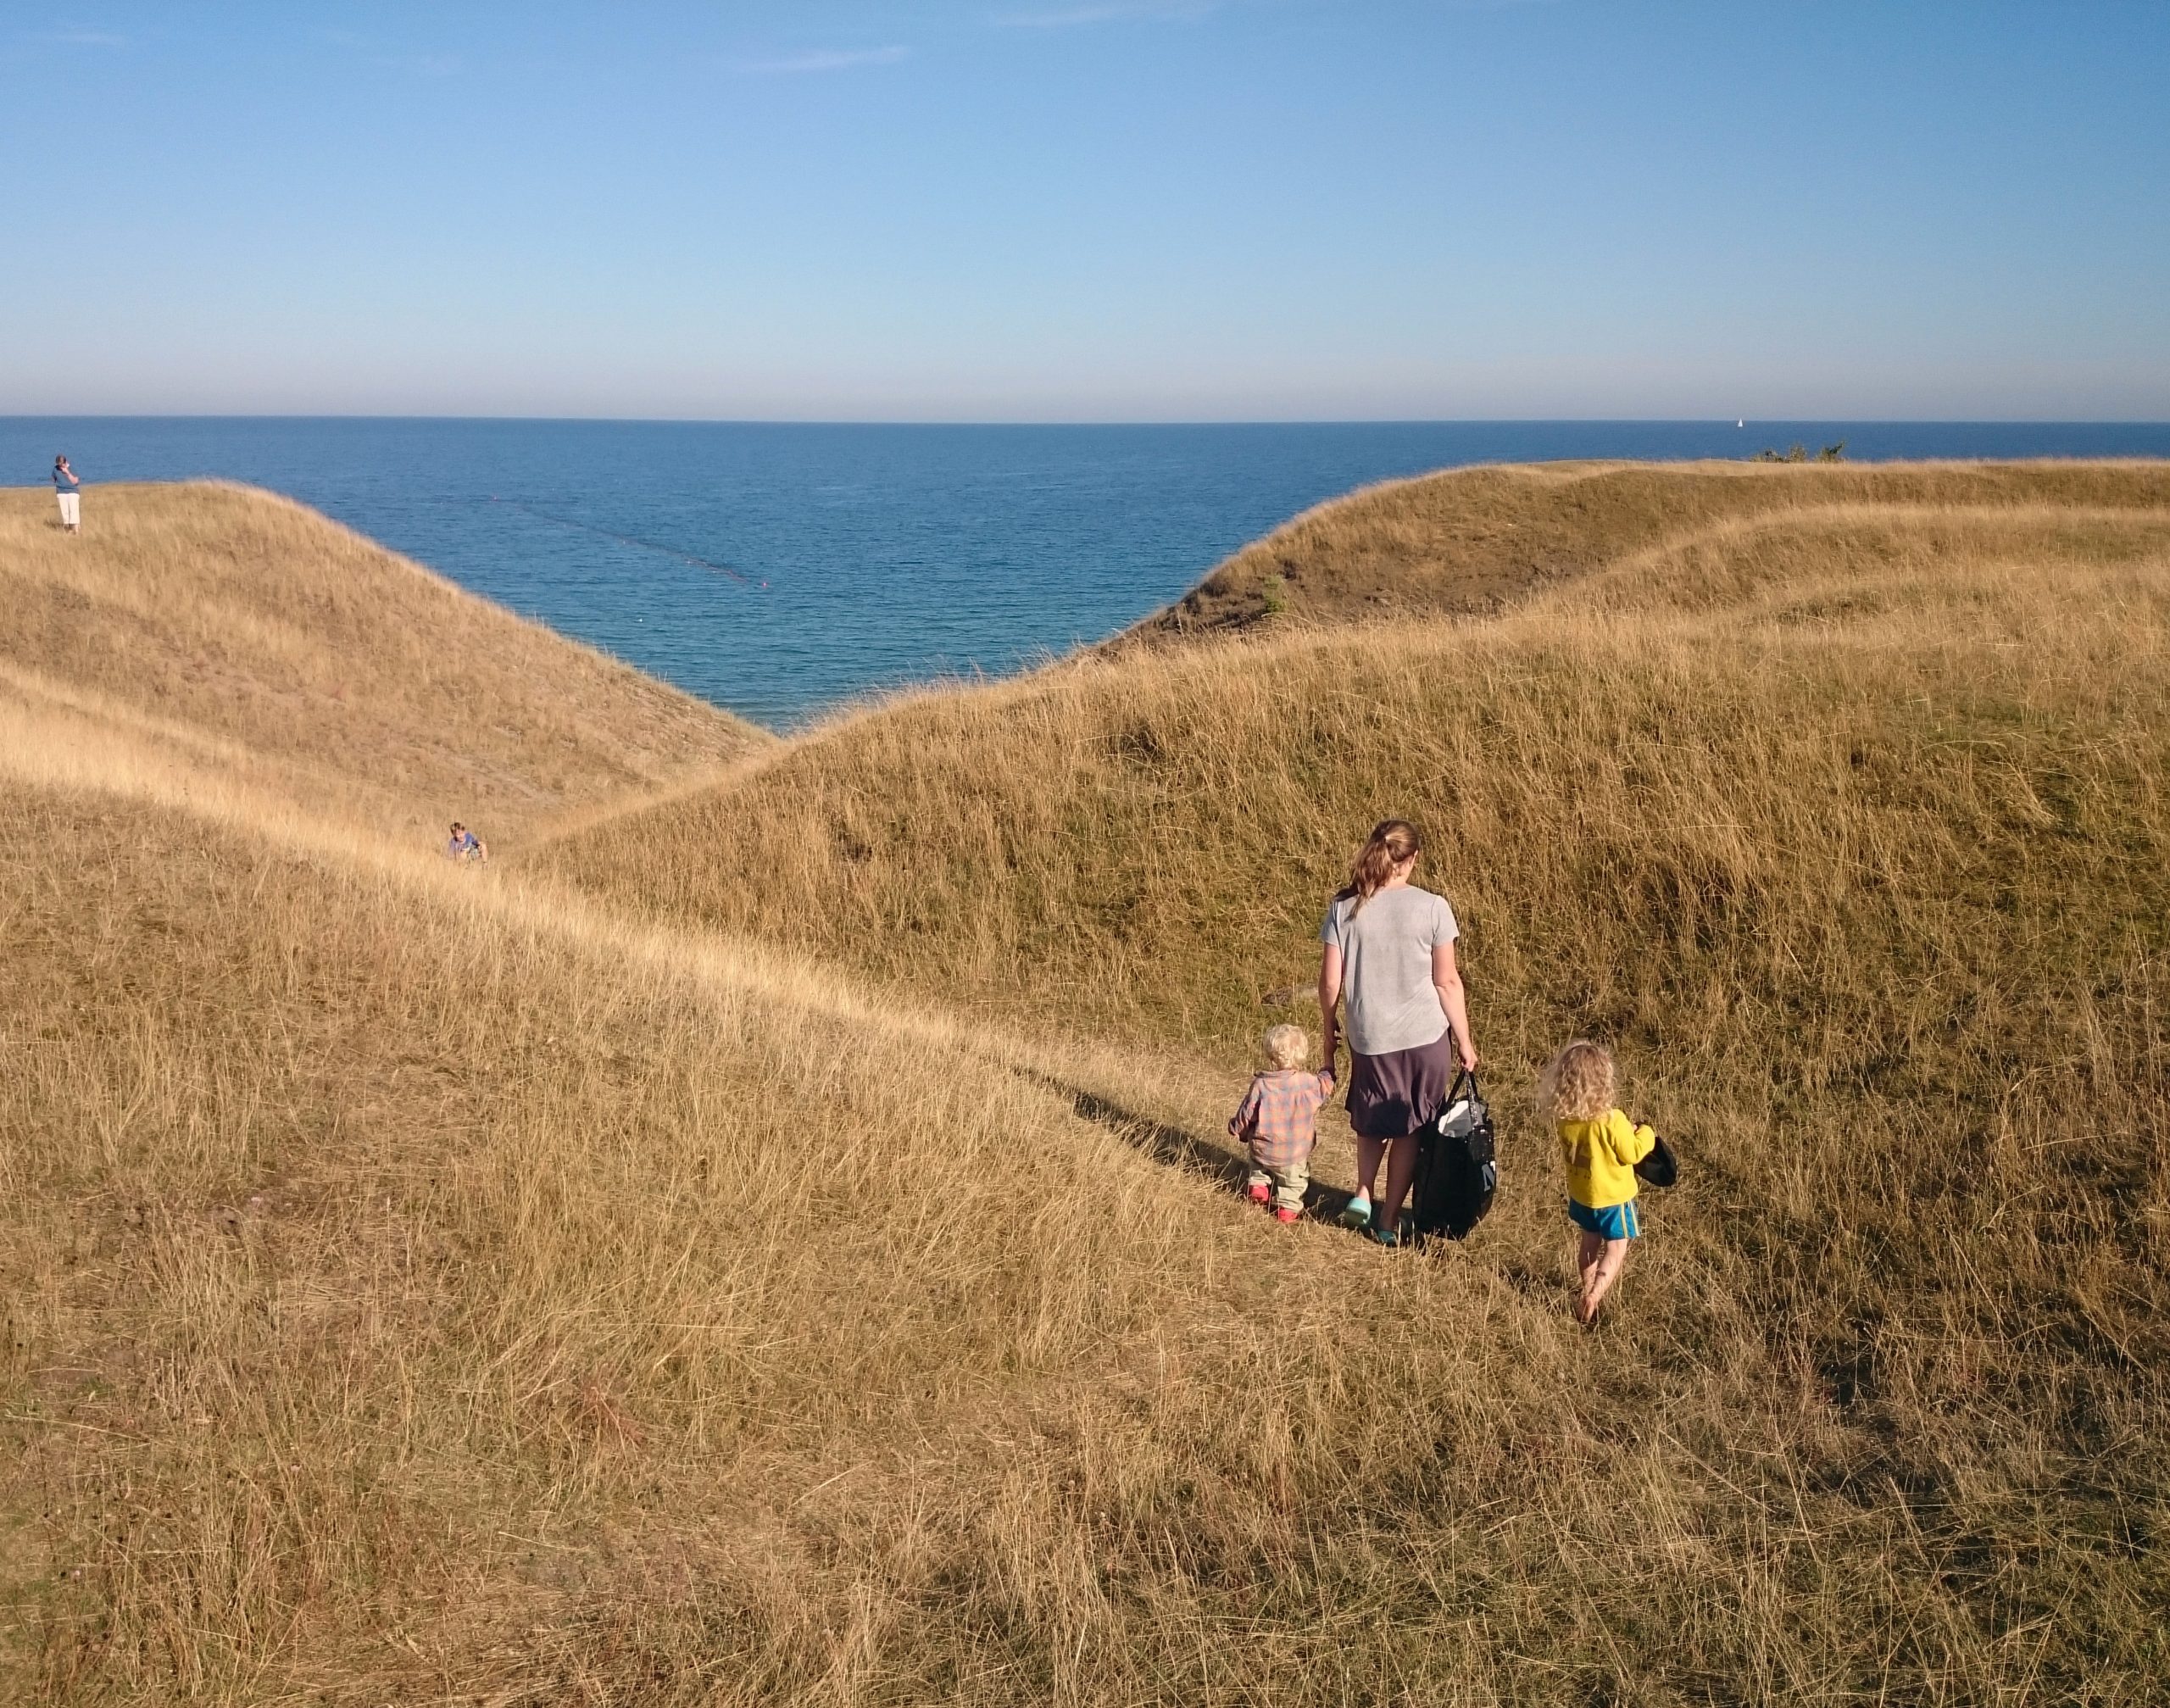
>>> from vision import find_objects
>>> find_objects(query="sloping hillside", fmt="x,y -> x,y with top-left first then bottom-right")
14,726 -> 2167,1703
1126,456 -> 2170,635
0,481 -> 767,842
6,465 -> 2169,1703
549,465 -> 2170,1067
0,768 -> 1238,1700
536,466 -> 2170,1698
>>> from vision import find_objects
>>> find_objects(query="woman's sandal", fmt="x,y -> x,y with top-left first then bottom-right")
1336,1196 -> 1373,1231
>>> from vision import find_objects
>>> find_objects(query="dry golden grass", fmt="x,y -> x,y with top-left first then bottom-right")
552,470 -> 2170,1066
0,765 -> 1248,1703
6,465 -> 2170,1703
1129,456 -> 2170,635
0,481 -> 767,843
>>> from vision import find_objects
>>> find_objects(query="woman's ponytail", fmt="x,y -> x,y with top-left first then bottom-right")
1344,819 -> 1422,914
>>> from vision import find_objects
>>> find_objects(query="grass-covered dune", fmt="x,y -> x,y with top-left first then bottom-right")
8,464 -> 2170,1703
1,769 -> 1278,1704
1127,456 -> 2170,635
551,461 -> 2170,1066
542,461 -> 2170,1698
0,482 -> 766,841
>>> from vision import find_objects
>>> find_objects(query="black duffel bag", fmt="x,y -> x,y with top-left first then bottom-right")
1406,1066 -> 1497,1243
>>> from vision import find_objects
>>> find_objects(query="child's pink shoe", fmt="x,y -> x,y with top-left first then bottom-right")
1248,1182 -> 1271,1206
1273,1206 -> 1300,1225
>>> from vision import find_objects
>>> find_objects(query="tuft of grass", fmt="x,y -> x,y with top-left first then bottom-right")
6,463 -> 2170,1702
1752,439 -> 1848,463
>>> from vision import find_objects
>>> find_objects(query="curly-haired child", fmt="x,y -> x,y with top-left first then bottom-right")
1538,1040 -> 1656,1324
1228,1024 -> 1336,1225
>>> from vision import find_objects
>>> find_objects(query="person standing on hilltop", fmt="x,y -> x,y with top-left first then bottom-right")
1318,819 -> 1480,1246
53,455 -> 81,533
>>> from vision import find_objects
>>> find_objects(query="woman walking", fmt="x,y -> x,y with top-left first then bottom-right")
1318,819 -> 1480,1245
53,455 -> 81,533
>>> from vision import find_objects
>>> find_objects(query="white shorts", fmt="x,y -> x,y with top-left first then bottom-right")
57,491 -> 80,526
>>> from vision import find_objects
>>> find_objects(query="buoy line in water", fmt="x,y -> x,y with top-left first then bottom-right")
483,495 -> 770,587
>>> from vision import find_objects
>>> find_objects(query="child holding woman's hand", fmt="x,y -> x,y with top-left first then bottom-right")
1539,1040 -> 1656,1324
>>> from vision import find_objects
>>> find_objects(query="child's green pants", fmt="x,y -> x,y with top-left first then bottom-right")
1247,1157 -> 1310,1214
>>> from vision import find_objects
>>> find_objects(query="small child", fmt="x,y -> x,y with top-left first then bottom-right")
1539,1040 -> 1657,1325
1228,1024 -> 1337,1225
445,821 -> 488,864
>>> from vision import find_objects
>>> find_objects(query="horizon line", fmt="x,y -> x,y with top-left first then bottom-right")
6,412 -> 2169,428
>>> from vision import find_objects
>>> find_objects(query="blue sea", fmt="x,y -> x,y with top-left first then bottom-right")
7,418 -> 2167,729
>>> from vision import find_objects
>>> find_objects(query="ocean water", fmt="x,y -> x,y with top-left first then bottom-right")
7,418 -> 2167,729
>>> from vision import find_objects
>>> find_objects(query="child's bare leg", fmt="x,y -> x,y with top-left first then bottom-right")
1576,1231 -> 1604,1297
1577,1238 -> 1630,1323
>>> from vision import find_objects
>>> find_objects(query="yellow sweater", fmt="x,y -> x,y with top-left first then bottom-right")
1558,1109 -> 1656,1209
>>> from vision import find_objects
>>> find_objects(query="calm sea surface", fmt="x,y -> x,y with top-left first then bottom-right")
7,418 -> 2167,728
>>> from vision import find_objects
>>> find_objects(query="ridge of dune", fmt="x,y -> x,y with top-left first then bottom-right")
0,480 -> 770,845
1121,456 -> 2170,637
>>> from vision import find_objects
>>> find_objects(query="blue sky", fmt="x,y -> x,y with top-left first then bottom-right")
3,2 -> 2165,420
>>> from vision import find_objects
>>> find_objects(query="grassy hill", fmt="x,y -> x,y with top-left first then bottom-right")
548,461 -> 2170,1065
2,776 -> 1274,1703
8,465 -> 2170,1703
0,482 -> 766,843
1126,456 -> 2170,635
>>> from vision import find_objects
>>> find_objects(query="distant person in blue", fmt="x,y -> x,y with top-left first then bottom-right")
53,455 -> 81,533
445,821 -> 488,865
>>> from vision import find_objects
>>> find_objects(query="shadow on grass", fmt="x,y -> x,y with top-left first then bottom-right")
1031,1073 -> 1360,1226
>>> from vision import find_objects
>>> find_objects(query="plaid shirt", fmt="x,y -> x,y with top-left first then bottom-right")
1228,1069 -> 1336,1170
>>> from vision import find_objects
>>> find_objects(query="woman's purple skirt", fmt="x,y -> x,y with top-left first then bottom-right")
1346,1032 -> 1456,1139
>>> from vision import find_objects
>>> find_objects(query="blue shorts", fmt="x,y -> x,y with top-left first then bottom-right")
1567,1198 -> 1640,1240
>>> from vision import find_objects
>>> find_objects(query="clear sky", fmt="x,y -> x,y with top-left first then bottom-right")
3,2 -> 2165,420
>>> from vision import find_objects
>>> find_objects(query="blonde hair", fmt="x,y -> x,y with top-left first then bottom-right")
1342,819 -> 1422,915
1262,1024 -> 1311,1070
1538,1040 -> 1616,1123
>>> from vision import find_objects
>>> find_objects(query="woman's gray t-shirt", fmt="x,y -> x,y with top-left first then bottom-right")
1320,886 -> 1459,1056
